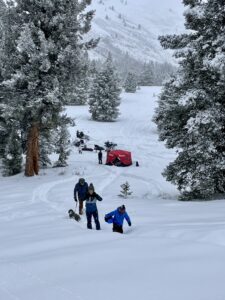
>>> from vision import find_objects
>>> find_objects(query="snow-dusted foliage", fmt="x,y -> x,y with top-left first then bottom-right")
2,128 -> 22,176
39,131 -> 54,168
89,54 -> 121,122
154,0 -> 225,199
68,79 -> 89,106
66,51 -> 91,106
138,63 -> 154,86
119,181 -> 133,198
0,0 -> 97,175
54,125 -> 71,168
124,72 -> 137,93
0,101 -> 24,175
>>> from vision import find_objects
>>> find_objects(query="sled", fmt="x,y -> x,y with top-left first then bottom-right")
94,144 -> 105,151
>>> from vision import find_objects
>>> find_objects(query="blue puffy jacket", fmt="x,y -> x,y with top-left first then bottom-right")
74,182 -> 88,201
105,209 -> 131,226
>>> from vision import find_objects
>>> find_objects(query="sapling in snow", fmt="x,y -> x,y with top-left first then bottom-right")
119,182 -> 133,198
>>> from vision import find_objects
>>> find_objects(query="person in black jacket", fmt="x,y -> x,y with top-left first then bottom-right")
74,178 -> 88,215
98,150 -> 103,164
84,184 -> 102,230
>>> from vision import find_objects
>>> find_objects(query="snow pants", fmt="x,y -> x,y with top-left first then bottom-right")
79,200 -> 84,215
86,210 -> 101,230
113,223 -> 123,234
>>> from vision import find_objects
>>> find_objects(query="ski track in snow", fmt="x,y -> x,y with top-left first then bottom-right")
1,87 -> 225,300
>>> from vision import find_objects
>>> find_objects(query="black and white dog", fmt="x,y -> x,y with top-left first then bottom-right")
68,209 -> 81,222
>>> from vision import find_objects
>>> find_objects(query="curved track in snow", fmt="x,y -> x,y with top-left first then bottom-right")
1,87 -> 225,300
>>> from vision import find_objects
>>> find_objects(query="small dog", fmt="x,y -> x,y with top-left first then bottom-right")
68,209 -> 81,222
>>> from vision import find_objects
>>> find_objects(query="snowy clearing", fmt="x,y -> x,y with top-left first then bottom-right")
1,87 -> 225,300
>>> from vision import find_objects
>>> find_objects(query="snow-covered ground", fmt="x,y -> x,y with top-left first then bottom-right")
1,87 -> 225,300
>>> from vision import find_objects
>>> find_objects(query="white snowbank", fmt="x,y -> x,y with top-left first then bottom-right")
0,87 -> 225,300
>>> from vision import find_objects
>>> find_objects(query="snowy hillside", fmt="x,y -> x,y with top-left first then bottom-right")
1,87 -> 225,300
88,0 -> 185,63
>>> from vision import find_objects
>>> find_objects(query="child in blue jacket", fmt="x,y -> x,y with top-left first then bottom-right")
105,205 -> 131,234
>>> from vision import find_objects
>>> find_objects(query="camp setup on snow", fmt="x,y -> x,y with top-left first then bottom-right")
106,150 -> 132,167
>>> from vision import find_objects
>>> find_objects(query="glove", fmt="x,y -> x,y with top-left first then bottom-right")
128,222 -> 131,227
74,197 -> 77,202
105,216 -> 113,223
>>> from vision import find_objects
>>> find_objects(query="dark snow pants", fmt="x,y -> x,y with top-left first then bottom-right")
86,210 -> 101,230
113,223 -> 123,234
79,200 -> 84,215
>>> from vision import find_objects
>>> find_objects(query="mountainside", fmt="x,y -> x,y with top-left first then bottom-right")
88,0 -> 185,64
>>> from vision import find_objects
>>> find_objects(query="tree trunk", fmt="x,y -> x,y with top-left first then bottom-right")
25,123 -> 39,176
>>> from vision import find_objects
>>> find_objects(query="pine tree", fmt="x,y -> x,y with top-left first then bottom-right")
0,2 -> 18,159
66,51 -> 90,105
39,131 -> 53,168
0,0 -> 97,176
0,104 -> 7,158
69,79 -> 89,105
124,72 -> 137,93
154,0 -> 225,200
0,1 -> 6,67
54,116 -> 72,168
138,63 -> 154,86
2,128 -> 23,176
89,54 -> 121,122
0,98 -> 24,172
119,182 -> 133,198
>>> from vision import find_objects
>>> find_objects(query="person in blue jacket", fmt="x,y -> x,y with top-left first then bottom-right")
84,184 -> 102,230
105,205 -> 131,234
74,178 -> 88,215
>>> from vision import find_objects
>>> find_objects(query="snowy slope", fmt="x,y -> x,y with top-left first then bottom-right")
88,0 -> 185,63
1,87 -> 225,300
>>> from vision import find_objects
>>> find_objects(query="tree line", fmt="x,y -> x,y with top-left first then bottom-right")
0,0 -> 98,176
154,0 -> 225,200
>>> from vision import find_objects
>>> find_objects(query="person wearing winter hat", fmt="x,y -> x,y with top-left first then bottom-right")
105,205 -> 131,234
74,178 -> 88,215
84,184 -> 102,230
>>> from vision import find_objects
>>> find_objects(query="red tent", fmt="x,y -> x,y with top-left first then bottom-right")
106,150 -> 132,167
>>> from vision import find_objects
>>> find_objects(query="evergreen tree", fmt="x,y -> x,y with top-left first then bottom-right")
0,97 -> 24,171
68,79 -> 89,105
39,130 -> 53,168
54,116 -> 71,168
119,181 -> 133,198
124,72 -> 137,93
154,0 -> 225,199
0,104 -> 7,158
0,0 -> 97,176
2,127 -> 23,176
138,63 -> 154,86
66,51 -> 90,105
0,1 -> 6,72
89,54 -> 121,122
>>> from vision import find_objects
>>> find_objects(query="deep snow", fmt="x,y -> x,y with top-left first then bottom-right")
1,87 -> 225,300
